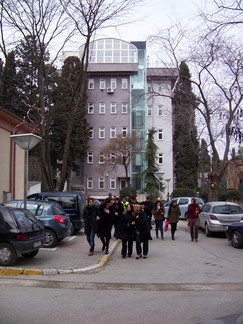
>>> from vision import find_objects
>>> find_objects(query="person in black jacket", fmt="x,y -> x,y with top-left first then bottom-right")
142,196 -> 154,229
97,197 -> 114,254
118,203 -> 136,258
112,196 -> 124,239
83,197 -> 100,256
134,203 -> 151,259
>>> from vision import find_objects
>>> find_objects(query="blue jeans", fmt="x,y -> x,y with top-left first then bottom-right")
86,229 -> 95,252
155,219 -> 164,238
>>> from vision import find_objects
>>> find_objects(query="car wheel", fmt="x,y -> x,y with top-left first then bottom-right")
231,230 -> 243,249
22,250 -> 39,258
184,212 -> 188,220
44,229 -> 57,248
0,243 -> 18,266
205,223 -> 212,237
70,223 -> 75,235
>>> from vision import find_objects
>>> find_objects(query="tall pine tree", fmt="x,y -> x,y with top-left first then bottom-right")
173,61 -> 199,190
51,56 -> 89,189
0,51 -> 20,116
144,128 -> 160,201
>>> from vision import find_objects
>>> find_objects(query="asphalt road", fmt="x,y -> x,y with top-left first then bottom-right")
1,222 -> 243,324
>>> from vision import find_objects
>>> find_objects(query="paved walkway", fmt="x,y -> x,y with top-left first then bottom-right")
0,232 -> 120,276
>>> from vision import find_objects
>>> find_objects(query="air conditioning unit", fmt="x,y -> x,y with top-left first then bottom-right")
107,87 -> 114,94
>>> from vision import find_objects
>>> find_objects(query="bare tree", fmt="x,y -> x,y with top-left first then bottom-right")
200,0 -> 243,34
97,134 -> 137,187
0,0 -> 144,191
190,35 -> 243,200
149,19 -> 243,200
0,0 -> 75,190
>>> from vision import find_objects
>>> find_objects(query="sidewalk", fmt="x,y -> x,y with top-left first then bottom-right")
0,232 -> 120,276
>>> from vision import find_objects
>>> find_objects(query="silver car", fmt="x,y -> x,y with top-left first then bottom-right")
164,197 -> 205,220
199,201 -> 243,237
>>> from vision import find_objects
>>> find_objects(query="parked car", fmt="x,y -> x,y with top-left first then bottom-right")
199,201 -> 243,237
27,191 -> 87,234
0,206 -> 45,266
226,223 -> 243,248
164,197 -> 205,220
1,200 -> 71,248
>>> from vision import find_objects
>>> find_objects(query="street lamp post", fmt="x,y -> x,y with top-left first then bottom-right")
155,172 -> 164,197
165,178 -> 171,201
10,133 -> 42,209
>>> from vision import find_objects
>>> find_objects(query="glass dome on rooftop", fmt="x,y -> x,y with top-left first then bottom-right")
79,38 -> 138,64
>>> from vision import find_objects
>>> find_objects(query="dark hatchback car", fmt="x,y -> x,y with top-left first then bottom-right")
0,206 -> 45,266
2,200 -> 71,248
226,222 -> 243,249
27,191 -> 86,234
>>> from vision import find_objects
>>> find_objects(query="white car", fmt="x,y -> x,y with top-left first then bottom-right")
164,197 -> 205,220
199,201 -> 243,237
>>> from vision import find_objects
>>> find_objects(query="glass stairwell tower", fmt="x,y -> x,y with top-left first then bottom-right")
130,41 -> 147,194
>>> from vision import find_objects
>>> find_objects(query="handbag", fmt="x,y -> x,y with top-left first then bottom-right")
164,219 -> 170,232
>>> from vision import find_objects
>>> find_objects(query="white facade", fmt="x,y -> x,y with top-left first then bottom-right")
70,39 -> 178,200
147,68 -> 177,198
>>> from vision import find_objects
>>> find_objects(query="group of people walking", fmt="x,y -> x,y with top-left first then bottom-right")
83,195 -> 201,258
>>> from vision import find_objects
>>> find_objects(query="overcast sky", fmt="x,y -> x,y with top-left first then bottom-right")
95,0 -> 205,42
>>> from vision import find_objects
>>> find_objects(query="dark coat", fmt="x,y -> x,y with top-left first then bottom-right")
97,202 -> 114,239
118,210 -> 135,241
83,205 -> 99,235
153,203 -> 165,221
112,200 -> 124,238
112,201 -> 124,219
143,199 -> 153,217
167,203 -> 180,223
135,210 -> 151,242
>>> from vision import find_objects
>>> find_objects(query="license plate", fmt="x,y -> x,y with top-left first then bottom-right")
34,241 -> 41,248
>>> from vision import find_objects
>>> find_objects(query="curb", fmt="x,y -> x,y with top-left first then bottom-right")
0,240 -> 120,277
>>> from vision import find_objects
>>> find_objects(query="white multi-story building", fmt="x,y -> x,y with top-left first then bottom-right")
70,38 -> 178,200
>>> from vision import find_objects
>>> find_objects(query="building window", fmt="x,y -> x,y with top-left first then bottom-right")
87,177 -> 93,189
122,78 -> 128,89
99,153 -> 105,164
99,102 -> 105,114
99,127 -> 105,138
110,102 -> 116,114
88,103 -> 94,114
110,126 -> 116,138
158,83 -> 163,92
87,152 -> 93,164
120,179 -> 126,189
100,79 -> 106,89
99,178 -> 105,189
147,83 -> 152,92
110,178 -> 116,190
111,78 -> 116,89
158,129 -> 163,140
89,127 -> 93,138
88,79 -> 94,89
110,153 -> 116,164
147,105 -> 152,116
122,127 -> 127,137
157,105 -> 163,116
158,153 -> 163,164
121,103 -> 128,114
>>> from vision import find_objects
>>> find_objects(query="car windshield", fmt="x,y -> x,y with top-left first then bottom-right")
47,196 -> 75,209
213,205 -> 243,214
52,204 -> 66,215
12,209 -> 41,230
